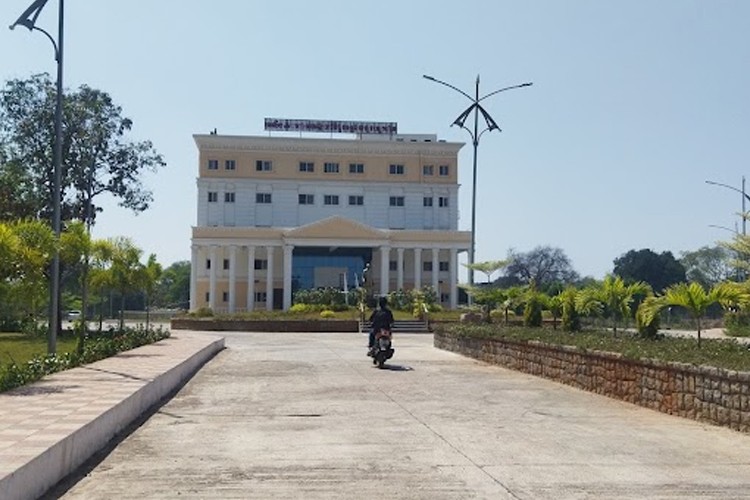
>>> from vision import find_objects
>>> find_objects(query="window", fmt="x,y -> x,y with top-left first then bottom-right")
254,292 -> 267,302
224,192 -> 235,203
324,162 -> 340,173
423,261 -> 433,272
207,159 -> 219,170
439,196 -> 449,207
255,160 -> 272,171
254,259 -> 268,270
348,195 -> 364,206
225,160 -> 236,170
222,292 -> 229,302
423,197 -> 433,207
389,196 -> 405,207
440,293 -> 450,303
349,163 -> 364,174
298,194 -> 314,205
299,161 -> 314,172
389,261 -> 397,271
324,195 -> 340,205
208,192 -> 218,203
439,261 -> 449,272
223,259 -> 230,270
256,193 -> 272,204
423,165 -> 434,176
439,165 -> 449,176
205,292 -> 210,302
389,164 -> 405,175
206,259 -> 211,270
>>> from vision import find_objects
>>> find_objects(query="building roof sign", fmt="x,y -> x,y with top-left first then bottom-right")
264,118 -> 397,135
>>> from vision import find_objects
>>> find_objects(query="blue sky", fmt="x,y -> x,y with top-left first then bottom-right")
2,1 -> 749,280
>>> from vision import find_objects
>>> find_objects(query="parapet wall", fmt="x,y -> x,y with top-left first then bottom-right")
171,318 -> 358,332
434,330 -> 750,433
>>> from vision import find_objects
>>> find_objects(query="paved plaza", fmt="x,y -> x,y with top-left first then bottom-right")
47,331 -> 750,499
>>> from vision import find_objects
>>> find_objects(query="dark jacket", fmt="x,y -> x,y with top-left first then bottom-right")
369,308 -> 394,332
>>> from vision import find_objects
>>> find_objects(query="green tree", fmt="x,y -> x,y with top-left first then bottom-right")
577,275 -> 651,335
0,74 -> 165,224
560,287 -> 581,332
680,246 -> 735,288
156,261 -> 191,309
142,254 -> 162,329
643,282 -> 748,347
613,248 -> 686,293
107,237 -> 145,332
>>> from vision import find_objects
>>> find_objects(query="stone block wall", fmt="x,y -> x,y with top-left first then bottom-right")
435,330 -> 750,433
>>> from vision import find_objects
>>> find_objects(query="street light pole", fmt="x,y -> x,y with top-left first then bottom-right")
423,74 -> 532,288
706,177 -> 749,236
11,0 -> 64,354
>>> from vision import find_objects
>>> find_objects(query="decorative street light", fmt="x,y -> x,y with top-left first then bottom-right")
10,0 -> 64,354
706,177 -> 749,236
423,74 -> 532,288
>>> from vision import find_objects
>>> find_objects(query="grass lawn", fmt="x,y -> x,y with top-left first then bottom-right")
0,332 -> 79,366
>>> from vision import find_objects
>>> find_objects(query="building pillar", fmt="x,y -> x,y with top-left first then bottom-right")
379,246 -> 390,296
414,248 -> 422,290
228,245 -> 237,313
209,245 -> 218,311
265,245 -> 274,311
190,244 -> 198,311
450,248 -> 458,309
246,245 -> 256,312
396,247 -> 404,290
432,248 -> 440,293
283,244 -> 294,311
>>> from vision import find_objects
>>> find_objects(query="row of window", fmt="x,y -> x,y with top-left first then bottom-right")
207,159 -> 450,176
207,258 -> 450,272
207,192 -> 450,207
208,291 -> 453,304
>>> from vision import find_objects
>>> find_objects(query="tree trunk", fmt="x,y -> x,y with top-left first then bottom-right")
696,317 -> 702,347
78,256 -> 89,355
119,293 -> 125,332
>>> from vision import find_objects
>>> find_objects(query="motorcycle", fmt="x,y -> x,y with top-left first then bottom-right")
369,328 -> 394,369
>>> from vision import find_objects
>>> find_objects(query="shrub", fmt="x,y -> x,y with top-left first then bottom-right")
190,307 -> 214,318
523,295 -> 543,327
724,310 -> 750,337
320,310 -> 335,319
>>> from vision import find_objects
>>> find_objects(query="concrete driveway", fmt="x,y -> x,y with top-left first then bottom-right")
52,331 -> 750,499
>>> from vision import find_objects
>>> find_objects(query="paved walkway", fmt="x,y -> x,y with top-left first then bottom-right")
49,331 -> 750,499
0,331 -> 224,500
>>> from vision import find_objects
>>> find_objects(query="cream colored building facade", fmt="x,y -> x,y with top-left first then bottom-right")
190,129 -> 471,312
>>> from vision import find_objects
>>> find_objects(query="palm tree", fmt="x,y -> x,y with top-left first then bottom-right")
649,282 -> 748,347
142,254 -> 162,330
577,275 -> 651,335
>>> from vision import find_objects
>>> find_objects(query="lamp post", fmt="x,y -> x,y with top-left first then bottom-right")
706,177 -> 749,236
10,0 -> 64,354
423,74 -> 532,288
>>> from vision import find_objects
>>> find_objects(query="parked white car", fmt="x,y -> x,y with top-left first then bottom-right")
66,310 -> 81,321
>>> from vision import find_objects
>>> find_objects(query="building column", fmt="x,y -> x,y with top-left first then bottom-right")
228,245 -> 237,313
414,248 -> 422,290
209,245 -> 218,311
265,245 -> 274,311
190,244 -> 198,311
432,248 -> 440,293
379,246 -> 390,296
449,248 -> 458,309
246,246 -> 256,312
283,244 -> 294,311
396,247 -> 404,290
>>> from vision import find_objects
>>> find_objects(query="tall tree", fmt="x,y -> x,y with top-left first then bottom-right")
501,246 -> 579,292
613,248 -> 686,294
680,246 -> 735,288
0,73 -> 165,224
156,261 -> 191,309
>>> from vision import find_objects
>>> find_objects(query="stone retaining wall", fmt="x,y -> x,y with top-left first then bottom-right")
435,330 -> 750,433
171,318 -> 358,332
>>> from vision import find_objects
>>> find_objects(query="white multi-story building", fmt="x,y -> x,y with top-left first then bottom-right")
190,120 -> 471,312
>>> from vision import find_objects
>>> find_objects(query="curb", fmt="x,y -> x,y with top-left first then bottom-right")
0,333 -> 225,500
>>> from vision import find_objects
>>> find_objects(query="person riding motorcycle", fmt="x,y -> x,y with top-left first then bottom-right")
368,297 -> 394,356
